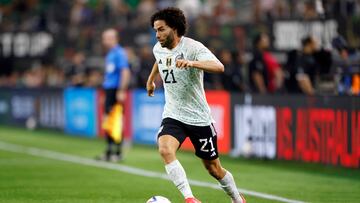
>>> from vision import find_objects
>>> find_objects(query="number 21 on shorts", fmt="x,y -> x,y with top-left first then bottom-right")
199,137 -> 215,152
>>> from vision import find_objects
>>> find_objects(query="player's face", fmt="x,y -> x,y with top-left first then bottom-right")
153,20 -> 175,49
102,31 -> 117,49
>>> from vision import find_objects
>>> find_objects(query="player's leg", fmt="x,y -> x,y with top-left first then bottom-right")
158,118 -> 198,202
202,158 -> 246,203
187,124 -> 245,203
158,135 -> 179,164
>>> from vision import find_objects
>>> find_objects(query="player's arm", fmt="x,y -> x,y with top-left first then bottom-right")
146,62 -> 159,97
176,60 -> 224,73
176,42 -> 224,73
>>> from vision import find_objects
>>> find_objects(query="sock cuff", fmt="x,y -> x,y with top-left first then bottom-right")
219,171 -> 233,185
165,159 -> 180,173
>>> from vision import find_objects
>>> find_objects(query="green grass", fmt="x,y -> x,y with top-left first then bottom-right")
0,126 -> 359,203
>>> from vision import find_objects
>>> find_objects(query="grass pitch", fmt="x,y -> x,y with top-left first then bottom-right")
0,126 -> 359,203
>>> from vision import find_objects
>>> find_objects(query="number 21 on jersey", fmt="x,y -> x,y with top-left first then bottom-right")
163,69 -> 177,83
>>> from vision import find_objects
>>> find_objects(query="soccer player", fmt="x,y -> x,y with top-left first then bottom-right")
99,28 -> 130,162
146,8 -> 246,203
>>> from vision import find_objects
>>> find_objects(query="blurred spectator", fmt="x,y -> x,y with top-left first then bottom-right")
7,71 -> 20,87
136,45 -> 154,88
45,65 -> 65,87
248,33 -> 284,94
302,0 -> 319,20
212,0 -> 236,25
23,64 -> 46,88
124,46 -> 141,88
219,49 -> 244,92
253,0 -> 290,23
86,68 -> 102,87
285,36 -> 319,95
133,0 -> 156,27
66,52 -> 87,87
332,36 -> 360,95
176,0 -> 202,22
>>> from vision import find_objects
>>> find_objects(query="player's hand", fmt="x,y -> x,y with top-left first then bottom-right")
176,59 -> 193,69
147,81 -> 156,97
116,89 -> 126,103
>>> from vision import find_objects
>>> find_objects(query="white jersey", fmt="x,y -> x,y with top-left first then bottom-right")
153,37 -> 219,126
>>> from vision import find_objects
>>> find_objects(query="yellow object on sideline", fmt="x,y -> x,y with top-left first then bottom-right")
102,104 -> 123,143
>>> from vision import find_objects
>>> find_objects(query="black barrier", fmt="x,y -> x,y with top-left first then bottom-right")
231,94 -> 360,168
0,88 -> 64,130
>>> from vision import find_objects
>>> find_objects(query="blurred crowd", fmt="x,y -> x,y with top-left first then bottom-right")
0,0 -> 360,95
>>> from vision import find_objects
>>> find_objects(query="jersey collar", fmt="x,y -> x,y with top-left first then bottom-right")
168,36 -> 184,52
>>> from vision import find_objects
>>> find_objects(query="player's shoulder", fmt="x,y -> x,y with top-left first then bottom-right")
152,42 -> 167,55
153,42 -> 161,52
182,37 -> 203,48
113,45 -> 126,56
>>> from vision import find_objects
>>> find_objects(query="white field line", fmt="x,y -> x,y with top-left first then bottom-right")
0,141 -> 306,203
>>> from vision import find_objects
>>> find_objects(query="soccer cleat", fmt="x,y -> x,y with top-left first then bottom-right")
231,193 -> 246,203
185,197 -> 201,203
238,193 -> 246,203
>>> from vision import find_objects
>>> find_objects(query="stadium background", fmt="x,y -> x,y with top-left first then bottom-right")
0,0 -> 360,203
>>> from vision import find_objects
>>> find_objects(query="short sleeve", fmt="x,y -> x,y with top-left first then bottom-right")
195,42 -> 219,62
116,50 -> 129,70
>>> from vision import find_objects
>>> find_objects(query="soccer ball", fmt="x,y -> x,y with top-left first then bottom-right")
146,196 -> 171,203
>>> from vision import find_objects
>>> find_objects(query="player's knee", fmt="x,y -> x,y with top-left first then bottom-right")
204,162 -> 222,179
158,146 -> 175,160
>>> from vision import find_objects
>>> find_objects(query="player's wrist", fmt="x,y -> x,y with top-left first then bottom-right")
188,60 -> 194,67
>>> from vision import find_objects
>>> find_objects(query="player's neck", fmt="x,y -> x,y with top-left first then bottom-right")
107,44 -> 118,51
168,36 -> 181,50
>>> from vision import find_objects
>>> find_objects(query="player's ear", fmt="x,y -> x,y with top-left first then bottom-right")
171,28 -> 178,36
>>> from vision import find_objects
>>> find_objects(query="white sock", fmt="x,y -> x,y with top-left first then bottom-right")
218,171 -> 243,203
165,160 -> 193,199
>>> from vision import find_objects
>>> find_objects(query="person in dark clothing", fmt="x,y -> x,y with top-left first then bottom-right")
67,52 -> 87,87
219,49 -> 244,91
248,33 -> 283,94
285,36 -> 319,95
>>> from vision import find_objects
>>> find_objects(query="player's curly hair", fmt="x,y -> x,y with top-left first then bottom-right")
151,7 -> 187,36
